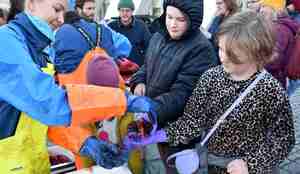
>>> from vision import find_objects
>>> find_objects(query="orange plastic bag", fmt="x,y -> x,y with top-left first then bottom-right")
48,125 -> 94,153
48,124 -> 95,169
65,84 -> 126,126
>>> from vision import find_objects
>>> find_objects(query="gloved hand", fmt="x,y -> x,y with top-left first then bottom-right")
123,129 -> 167,150
134,112 -> 157,135
80,136 -> 129,169
125,92 -> 158,113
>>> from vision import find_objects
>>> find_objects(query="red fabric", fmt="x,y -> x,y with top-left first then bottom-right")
117,58 -> 139,74
287,30 -> 300,79
266,18 -> 296,88
98,131 -> 109,141
116,58 -> 140,83
293,0 -> 300,12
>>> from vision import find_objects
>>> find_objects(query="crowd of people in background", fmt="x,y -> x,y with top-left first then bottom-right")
0,0 -> 300,174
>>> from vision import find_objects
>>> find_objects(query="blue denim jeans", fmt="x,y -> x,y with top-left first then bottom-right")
287,79 -> 300,96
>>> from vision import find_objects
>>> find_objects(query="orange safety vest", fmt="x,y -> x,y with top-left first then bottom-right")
49,47 -> 126,169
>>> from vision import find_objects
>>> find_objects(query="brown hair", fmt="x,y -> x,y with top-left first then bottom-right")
8,0 -> 24,21
217,10 -> 276,68
223,0 -> 239,16
75,0 -> 95,9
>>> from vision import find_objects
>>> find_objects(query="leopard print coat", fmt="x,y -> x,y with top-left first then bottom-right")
165,66 -> 295,174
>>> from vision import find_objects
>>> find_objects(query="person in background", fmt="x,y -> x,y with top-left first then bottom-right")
54,11 -> 131,74
7,0 -> 24,22
125,10 -> 295,174
129,0 -> 218,173
254,1 -> 300,89
108,0 -> 151,67
287,0 -> 300,22
208,0 -> 239,63
75,0 -> 95,21
208,0 -> 239,35
0,8 -> 8,26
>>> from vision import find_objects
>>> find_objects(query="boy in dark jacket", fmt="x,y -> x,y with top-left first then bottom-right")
129,0 -> 218,173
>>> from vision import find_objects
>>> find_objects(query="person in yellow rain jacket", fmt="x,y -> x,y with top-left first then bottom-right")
0,0 -> 155,174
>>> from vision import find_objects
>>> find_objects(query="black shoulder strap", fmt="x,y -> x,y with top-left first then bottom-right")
95,23 -> 101,47
72,22 -> 102,49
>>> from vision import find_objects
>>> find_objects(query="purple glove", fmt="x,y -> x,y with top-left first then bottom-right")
123,130 -> 167,150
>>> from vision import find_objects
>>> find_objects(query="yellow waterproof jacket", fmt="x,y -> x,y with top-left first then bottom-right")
0,64 -> 55,174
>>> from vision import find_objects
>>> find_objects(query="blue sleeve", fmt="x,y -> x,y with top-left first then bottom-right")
0,28 -> 71,126
104,24 -> 132,59
68,0 -> 76,10
54,24 -> 86,73
208,16 -> 223,35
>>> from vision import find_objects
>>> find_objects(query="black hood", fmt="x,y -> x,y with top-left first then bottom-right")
159,0 -> 203,39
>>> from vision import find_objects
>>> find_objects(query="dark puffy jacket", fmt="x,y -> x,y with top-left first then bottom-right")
130,0 -> 217,127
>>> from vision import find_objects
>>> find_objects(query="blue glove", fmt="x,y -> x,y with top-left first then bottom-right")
125,92 -> 157,113
123,130 -> 167,150
80,136 -> 129,169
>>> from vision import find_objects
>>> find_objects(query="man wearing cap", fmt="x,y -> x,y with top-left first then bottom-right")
108,0 -> 151,67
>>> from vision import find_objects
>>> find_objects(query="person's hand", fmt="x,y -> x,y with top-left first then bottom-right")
125,92 -> 157,113
134,83 -> 146,96
123,130 -> 167,150
227,159 -> 249,174
214,9 -> 226,16
80,136 -> 129,169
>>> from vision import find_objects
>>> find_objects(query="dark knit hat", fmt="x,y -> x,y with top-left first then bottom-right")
118,0 -> 135,10
87,54 -> 120,88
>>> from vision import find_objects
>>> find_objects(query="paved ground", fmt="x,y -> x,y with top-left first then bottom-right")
280,88 -> 300,174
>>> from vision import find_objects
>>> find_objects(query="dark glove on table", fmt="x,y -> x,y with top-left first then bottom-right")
80,136 -> 129,169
